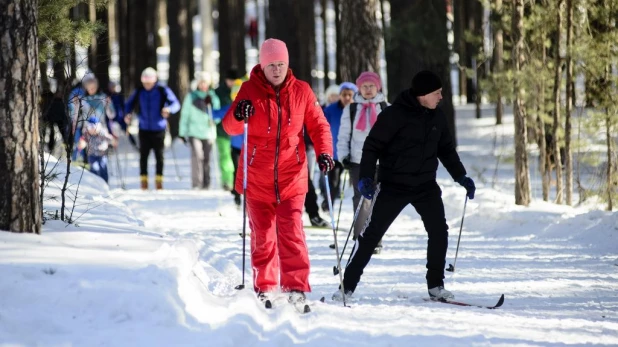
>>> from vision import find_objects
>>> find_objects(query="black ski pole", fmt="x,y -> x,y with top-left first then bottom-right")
324,174 -> 347,306
446,195 -> 468,273
333,198 -> 363,276
235,120 -> 249,290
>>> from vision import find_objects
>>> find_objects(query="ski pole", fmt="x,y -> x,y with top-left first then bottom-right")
324,174 -> 347,307
334,169 -> 347,233
332,197 -> 363,276
207,104 -> 219,189
170,137 -> 182,181
113,144 -> 126,189
343,183 -> 381,269
446,195 -> 468,273
235,120 -> 249,290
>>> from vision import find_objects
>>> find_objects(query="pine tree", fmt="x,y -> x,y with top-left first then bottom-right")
0,0 -> 42,233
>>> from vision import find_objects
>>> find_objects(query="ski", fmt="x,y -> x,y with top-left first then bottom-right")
260,297 -> 311,313
423,294 -> 504,309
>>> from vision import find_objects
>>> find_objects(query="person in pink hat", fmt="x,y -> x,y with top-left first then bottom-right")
222,38 -> 333,306
337,71 -> 389,254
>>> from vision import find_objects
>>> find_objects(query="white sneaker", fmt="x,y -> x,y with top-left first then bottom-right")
331,288 -> 353,301
428,286 -> 454,300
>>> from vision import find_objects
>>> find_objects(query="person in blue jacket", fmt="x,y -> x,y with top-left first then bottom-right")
320,82 -> 357,211
124,67 -> 180,190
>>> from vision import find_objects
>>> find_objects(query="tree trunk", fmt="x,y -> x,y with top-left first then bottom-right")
334,0 -> 342,83
89,2 -> 111,90
218,0 -> 246,76
564,0 -> 573,205
267,0 -> 315,84
0,0 -> 42,233
339,0 -> 380,82
168,0 -> 192,101
322,0 -> 330,87
117,0 -> 130,94
125,0 -> 157,92
512,0 -> 531,206
386,0 -> 456,143
539,30 -> 550,202
605,110 -> 614,211
552,0 -> 563,204
454,0 -> 467,102
493,0 -> 504,125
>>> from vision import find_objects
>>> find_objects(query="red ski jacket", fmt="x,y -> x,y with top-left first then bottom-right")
223,65 -> 332,203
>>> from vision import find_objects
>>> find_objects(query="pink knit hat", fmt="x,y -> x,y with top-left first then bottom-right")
356,71 -> 381,91
259,39 -> 289,69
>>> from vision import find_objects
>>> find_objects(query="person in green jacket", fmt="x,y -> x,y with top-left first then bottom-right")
213,68 -> 240,191
180,72 -> 221,189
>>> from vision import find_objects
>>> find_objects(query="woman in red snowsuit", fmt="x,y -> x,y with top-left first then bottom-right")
223,39 -> 333,301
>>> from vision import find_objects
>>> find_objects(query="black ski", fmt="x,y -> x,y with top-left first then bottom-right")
423,294 -> 504,309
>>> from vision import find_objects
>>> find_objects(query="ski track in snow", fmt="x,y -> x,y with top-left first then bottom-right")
0,105 -> 616,346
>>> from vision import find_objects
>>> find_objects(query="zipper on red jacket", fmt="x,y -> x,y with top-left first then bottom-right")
274,90 -> 282,204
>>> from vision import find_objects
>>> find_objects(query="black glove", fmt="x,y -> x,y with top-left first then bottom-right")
341,155 -> 351,170
234,99 -> 254,121
456,176 -> 476,200
317,153 -> 335,172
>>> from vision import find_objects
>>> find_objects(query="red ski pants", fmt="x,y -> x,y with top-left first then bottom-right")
247,194 -> 311,293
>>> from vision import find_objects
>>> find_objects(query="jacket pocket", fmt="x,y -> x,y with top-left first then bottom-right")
247,136 -> 270,166
287,136 -> 301,164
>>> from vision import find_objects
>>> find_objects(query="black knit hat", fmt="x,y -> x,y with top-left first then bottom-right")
410,70 -> 442,96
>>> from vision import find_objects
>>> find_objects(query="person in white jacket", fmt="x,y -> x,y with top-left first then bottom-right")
337,71 -> 389,254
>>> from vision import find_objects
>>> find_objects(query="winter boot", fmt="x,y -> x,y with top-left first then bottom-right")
288,290 -> 306,304
332,288 -> 353,302
310,215 -> 329,228
257,292 -> 272,308
155,175 -> 163,190
140,175 -> 148,190
428,286 -> 454,300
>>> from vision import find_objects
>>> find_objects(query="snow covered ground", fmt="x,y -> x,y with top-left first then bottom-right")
1,105 -> 617,346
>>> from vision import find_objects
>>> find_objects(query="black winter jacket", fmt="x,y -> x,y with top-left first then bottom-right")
359,89 -> 466,190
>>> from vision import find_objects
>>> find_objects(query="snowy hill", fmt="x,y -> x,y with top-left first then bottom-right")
0,105 -> 616,346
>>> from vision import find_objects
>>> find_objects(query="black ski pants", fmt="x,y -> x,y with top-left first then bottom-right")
342,181 -> 449,293
231,146 -> 241,199
139,130 -> 166,176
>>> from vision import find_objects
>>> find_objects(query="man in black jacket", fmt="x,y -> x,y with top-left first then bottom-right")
333,70 -> 476,301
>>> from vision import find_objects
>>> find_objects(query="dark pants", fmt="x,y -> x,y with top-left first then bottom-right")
88,155 -> 109,183
304,146 -> 320,219
342,182 -> 449,293
139,130 -> 165,176
231,146 -> 241,199
41,120 -> 69,152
